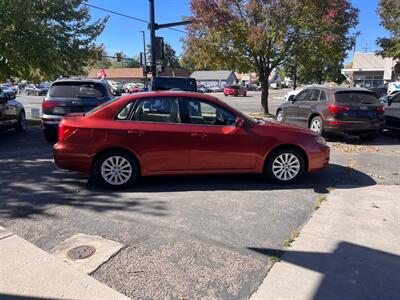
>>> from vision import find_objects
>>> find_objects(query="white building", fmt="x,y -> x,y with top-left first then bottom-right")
341,53 -> 398,88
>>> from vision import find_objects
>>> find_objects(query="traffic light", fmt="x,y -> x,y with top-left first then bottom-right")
97,49 -> 103,60
116,52 -> 122,62
155,37 -> 164,60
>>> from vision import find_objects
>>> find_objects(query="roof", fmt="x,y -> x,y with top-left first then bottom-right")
352,53 -> 396,80
303,85 -> 374,93
191,70 -> 235,80
87,68 -> 190,79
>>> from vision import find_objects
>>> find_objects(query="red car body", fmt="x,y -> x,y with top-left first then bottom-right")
53,91 -> 329,187
128,87 -> 141,93
224,85 -> 247,97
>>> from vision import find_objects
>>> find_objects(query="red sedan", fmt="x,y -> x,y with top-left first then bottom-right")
53,91 -> 329,189
224,85 -> 247,97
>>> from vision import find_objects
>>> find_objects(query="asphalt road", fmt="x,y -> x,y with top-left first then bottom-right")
1,114 -> 399,298
16,89 -> 289,119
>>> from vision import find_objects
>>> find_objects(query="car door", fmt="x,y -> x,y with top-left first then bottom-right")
284,89 -> 310,126
300,89 -> 321,128
117,96 -> 190,172
180,97 -> 259,171
385,93 -> 400,129
0,90 -> 18,127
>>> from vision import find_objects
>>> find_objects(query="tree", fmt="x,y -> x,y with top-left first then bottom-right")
146,41 -> 181,68
183,0 -> 358,114
0,0 -> 108,81
376,0 -> 400,74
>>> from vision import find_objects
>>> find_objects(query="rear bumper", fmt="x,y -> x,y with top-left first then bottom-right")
42,114 -> 63,129
324,120 -> 384,135
53,142 -> 92,174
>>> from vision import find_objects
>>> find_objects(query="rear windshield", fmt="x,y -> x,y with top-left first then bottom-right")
152,78 -> 197,92
335,91 -> 379,104
49,82 -> 106,98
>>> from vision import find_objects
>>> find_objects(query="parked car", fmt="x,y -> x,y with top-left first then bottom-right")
197,86 -> 210,93
0,85 -> 16,99
53,91 -> 330,189
382,91 -> 400,131
276,86 -> 385,140
224,85 -> 247,97
107,80 -> 125,95
0,88 -> 26,133
42,78 -> 115,142
208,85 -> 224,93
246,84 -> 261,91
284,89 -> 302,101
387,82 -> 400,95
151,77 -> 197,92
369,83 -> 388,98
1,84 -> 19,95
25,84 -> 49,96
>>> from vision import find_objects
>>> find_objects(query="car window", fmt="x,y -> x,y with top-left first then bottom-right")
116,102 -> 134,120
49,83 -> 106,98
295,90 -> 309,102
391,93 -> 400,104
335,91 -> 379,104
132,97 -> 181,123
307,89 -> 320,101
181,98 -> 236,126
319,90 -> 328,101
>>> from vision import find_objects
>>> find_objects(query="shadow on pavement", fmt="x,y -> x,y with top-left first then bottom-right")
249,242 -> 400,300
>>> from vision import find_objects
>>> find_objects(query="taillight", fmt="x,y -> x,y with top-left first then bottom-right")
58,124 -> 75,141
42,99 -> 58,109
377,106 -> 385,113
329,104 -> 349,113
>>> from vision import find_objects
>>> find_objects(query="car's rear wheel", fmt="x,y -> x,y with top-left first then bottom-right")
309,116 -> 323,135
224,93 -> 228,97
265,148 -> 305,184
44,128 -> 58,143
243,91 -> 247,97
94,150 -> 139,189
276,110 -> 284,122
15,111 -> 27,132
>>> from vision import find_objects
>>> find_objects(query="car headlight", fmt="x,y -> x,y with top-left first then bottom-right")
315,136 -> 327,145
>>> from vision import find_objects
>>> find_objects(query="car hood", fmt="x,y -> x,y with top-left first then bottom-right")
257,119 -> 318,136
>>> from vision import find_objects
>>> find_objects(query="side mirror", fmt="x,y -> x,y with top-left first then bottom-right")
288,95 -> 295,102
388,98 -> 392,106
235,117 -> 245,128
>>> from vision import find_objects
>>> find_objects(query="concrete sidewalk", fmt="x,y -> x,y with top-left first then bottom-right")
251,185 -> 400,300
0,226 -> 130,300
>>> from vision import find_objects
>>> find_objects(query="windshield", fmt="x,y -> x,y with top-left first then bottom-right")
49,82 -> 106,98
335,91 -> 379,104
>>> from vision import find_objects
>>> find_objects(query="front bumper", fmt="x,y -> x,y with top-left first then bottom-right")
307,143 -> 330,173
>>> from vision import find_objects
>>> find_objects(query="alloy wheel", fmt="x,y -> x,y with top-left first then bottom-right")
100,156 -> 133,186
276,111 -> 283,122
272,153 -> 300,181
310,119 -> 322,134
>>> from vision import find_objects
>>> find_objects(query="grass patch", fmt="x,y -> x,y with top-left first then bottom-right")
269,256 -> 281,263
247,112 -> 275,119
283,229 -> 299,248
314,195 -> 327,211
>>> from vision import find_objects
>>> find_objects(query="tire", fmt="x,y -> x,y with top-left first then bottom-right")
265,148 -> 305,184
15,111 -> 27,133
26,91 -> 30,96
224,94 -> 228,97
243,92 -> 247,97
276,110 -> 284,122
360,133 -> 378,141
44,128 -> 58,143
93,150 -> 139,189
309,116 -> 323,135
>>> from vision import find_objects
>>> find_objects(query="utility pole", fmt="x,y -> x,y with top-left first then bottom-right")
139,30 -> 148,87
149,0 -> 157,77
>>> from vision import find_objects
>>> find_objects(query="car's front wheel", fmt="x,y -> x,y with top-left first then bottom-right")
94,150 -> 139,189
265,148 -> 305,183
276,110 -> 284,122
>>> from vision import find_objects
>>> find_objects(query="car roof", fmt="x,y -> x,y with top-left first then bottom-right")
53,78 -> 108,85
302,85 -> 374,93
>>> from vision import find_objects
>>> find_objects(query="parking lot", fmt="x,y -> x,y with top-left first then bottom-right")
1,93 -> 399,299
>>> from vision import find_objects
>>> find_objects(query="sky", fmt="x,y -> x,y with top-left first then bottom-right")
87,0 -> 389,64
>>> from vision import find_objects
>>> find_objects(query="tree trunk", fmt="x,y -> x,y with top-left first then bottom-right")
260,78 -> 269,115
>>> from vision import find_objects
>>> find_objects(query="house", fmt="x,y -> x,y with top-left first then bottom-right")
191,70 -> 237,86
341,53 -> 398,88
87,67 -> 190,83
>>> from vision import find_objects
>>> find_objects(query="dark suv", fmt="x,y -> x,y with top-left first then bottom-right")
42,78 -> 114,142
0,87 -> 26,133
276,86 -> 385,140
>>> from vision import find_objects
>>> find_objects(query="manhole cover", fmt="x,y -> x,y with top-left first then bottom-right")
67,245 -> 96,260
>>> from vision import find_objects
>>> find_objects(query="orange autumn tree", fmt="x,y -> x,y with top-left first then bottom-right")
183,0 -> 358,114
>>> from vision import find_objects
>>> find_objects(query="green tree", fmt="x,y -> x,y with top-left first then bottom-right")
183,0 -> 358,114
376,0 -> 400,74
0,0 -> 108,81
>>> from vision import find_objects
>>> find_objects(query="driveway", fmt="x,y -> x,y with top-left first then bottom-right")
0,124 -> 398,299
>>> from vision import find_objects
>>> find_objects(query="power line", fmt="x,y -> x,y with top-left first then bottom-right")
84,3 -> 187,34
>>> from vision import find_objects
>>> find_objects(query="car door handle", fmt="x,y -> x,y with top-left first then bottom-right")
127,130 -> 144,136
191,133 -> 207,138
